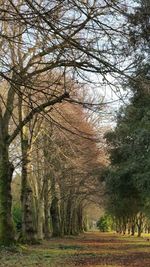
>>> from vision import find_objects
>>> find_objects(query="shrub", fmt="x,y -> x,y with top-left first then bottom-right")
96,214 -> 112,232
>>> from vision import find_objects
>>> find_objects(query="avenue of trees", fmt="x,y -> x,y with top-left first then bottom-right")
103,0 -> 150,237
0,0 -> 149,246
104,72 -> 150,236
12,101 -> 103,241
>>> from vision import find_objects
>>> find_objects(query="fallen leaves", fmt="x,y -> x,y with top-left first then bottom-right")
0,232 -> 150,267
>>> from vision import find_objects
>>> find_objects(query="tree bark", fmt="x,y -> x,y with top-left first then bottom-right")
131,218 -> 135,236
44,180 -> 50,239
137,213 -> 143,237
122,217 -> 127,235
37,198 -> 44,240
50,196 -> 61,237
0,144 -> 15,245
137,225 -> 142,237
77,204 -> 84,233
21,139 -> 36,242
59,182 -> 67,236
70,207 -> 78,235
65,197 -> 72,235
50,174 -> 61,237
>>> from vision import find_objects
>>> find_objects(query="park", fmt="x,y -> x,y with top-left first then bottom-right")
0,0 -> 149,266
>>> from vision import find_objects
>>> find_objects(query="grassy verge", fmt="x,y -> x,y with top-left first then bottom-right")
0,232 -> 150,267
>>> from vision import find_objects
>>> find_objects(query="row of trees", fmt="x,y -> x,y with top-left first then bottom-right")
104,74 -> 150,236
0,0 -> 147,245
102,0 -> 150,237
12,101 -> 102,241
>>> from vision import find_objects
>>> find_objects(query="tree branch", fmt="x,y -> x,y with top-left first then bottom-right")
8,92 -> 69,144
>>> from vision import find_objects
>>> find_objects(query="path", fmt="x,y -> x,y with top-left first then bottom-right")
0,232 -> 150,267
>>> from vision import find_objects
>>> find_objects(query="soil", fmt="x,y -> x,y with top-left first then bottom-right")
0,232 -> 150,267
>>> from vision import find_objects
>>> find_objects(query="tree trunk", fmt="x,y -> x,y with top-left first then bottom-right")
122,217 -> 127,235
50,175 -> 61,237
21,139 -> 36,242
50,196 -> 61,237
65,198 -> 72,235
127,226 -> 130,235
137,225 -> 142,237
77,204 -> 84,233
21,184 -> 36,242
59,180 -> 67,236
117,218 -> 122,234
137,213 -> 143,237
83,215 -> 88,232
130,217 -> 136,236
43,142 -> 51,239
44,180 -> 50,239
0,144 -> 15,245
70,207 -> 78,235
37,198 -> 44,240
60,200 -> 66,236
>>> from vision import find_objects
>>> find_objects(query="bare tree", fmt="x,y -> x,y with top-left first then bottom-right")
0,0 -> 136,245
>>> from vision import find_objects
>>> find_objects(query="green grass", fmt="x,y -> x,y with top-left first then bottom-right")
0,232 -> 150,267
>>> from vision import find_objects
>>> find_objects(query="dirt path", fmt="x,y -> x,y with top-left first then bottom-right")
0,232 -> 150,267
66,232 -> 150,266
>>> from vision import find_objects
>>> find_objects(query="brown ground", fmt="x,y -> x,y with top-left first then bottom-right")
0,232 -> 150,267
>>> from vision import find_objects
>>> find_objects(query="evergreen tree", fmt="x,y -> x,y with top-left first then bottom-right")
104,67 -> 150,232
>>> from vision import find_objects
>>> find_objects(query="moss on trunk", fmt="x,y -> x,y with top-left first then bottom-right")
0,146 -> 15,246
50,196 -> 61,237
20,139 -> 36,243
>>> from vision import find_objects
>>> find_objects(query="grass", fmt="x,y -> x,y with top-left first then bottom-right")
0,232 -> 150,266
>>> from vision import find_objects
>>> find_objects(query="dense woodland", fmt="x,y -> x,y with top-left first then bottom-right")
0,0 -> 149,247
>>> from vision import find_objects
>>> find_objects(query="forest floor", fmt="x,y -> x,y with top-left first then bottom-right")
0,231 -> 150,267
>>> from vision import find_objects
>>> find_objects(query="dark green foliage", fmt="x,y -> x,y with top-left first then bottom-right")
105,168 -> 143,219
12,205 -> 22,232
103,66 -> 150,227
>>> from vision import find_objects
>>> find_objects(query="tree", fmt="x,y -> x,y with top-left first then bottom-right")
40,102 -> 102,237
16,99 -> 104,239
0,0 -> 141,245
102,0 -> 150,234
103,66 -> 150,235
